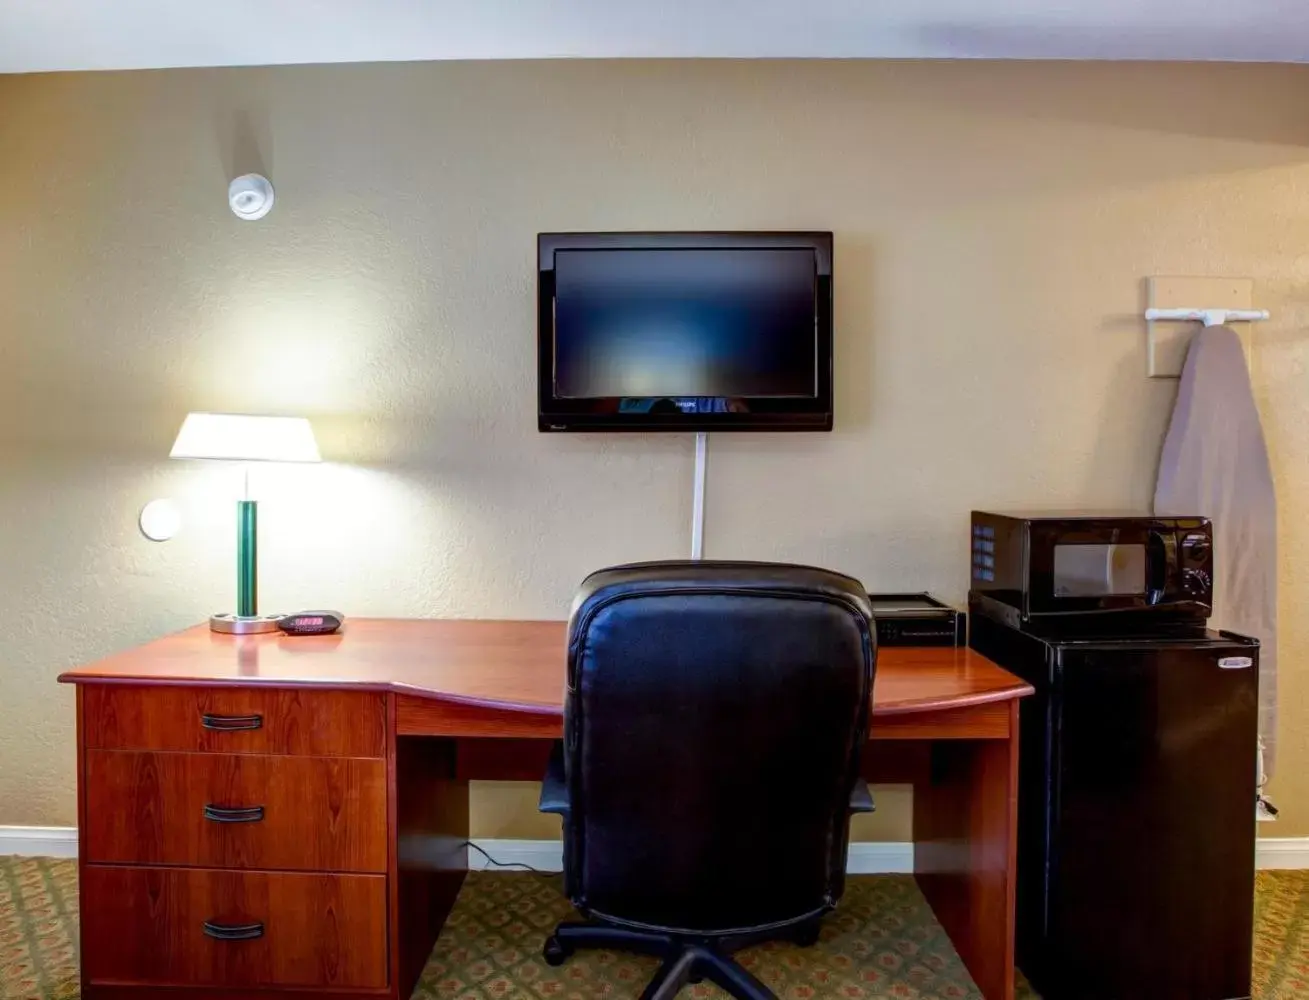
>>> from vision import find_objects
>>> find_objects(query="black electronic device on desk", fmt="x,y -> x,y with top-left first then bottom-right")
866,593 -> 965,646
276,611 -> 345,636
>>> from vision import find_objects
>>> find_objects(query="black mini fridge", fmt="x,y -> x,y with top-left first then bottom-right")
970,608 -> 1260,1000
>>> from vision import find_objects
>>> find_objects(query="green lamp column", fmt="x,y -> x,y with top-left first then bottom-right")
237,498 -> 259,619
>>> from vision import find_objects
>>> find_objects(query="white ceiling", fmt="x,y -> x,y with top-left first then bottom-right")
2,0 -> 1307,74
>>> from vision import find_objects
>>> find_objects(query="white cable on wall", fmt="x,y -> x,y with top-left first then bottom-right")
691,432 -> 708,560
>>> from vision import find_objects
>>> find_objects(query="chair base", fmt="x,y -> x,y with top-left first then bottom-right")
543,917 -> 822,1000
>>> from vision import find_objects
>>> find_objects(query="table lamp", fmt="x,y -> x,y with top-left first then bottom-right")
169,412 -> 321,634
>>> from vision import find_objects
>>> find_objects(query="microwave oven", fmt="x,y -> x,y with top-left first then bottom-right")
969,511 -> 1213,628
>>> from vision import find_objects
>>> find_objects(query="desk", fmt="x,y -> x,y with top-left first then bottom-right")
60,618 -> 1033,1000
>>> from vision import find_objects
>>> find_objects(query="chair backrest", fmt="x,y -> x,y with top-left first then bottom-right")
562,560 -> 876,934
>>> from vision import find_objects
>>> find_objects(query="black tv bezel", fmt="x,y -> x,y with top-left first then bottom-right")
537,231 -> 834,432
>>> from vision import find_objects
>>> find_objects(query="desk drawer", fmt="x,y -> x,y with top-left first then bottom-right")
84,750 -> 387,872
81,865 -> 388,990
83,685 -> 386,757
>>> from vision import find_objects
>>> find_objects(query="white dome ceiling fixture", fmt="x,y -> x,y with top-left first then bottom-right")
228,174 -> 274,222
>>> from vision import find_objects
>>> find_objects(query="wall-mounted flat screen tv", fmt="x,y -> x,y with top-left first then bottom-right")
538,232 -> 833,431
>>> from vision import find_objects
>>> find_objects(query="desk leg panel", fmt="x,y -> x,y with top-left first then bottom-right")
391,712 -> 469,1000
75,687 -> 91,997
914,702 -> 1018,1000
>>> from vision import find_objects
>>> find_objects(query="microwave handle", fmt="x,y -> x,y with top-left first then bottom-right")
1147,530 -> 1178,604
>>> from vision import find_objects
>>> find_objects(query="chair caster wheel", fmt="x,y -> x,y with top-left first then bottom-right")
543,935 -> 571,967
793,923 -> 821,947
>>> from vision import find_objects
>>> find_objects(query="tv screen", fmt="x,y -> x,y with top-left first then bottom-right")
554,248 -> 818,399
538,233 -> 833,431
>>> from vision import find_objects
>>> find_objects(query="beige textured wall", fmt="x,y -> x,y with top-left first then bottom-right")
2,60 -> 1307,841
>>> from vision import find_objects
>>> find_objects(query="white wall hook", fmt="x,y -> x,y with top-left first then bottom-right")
1144,308 -> 1270,328
1145,277 -> 1268,377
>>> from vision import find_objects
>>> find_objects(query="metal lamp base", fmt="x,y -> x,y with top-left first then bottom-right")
210,613 -> 282,635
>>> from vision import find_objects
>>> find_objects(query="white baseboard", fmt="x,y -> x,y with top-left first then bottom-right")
1255,837 -> 1309,870
0,826 -> 78,859
468,838 -> 915,874
5,827 -> 1305,873
847,841 -> 915,874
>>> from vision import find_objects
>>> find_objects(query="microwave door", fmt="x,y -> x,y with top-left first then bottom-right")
1027,520 -> 1158,616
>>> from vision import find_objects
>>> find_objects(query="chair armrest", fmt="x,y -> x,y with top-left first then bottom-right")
849,777 -> 875,814
538,741 -> 570,816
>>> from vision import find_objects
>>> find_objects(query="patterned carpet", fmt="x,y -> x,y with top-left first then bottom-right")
2,859 -> 1307,999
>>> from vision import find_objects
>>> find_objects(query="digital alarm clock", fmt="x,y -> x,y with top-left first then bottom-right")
276,611 -> 345,636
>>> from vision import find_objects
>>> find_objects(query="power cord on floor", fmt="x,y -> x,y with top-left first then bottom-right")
460,840 -> 553,876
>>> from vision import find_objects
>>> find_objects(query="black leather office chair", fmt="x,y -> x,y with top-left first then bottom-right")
539,561 -> 877,1000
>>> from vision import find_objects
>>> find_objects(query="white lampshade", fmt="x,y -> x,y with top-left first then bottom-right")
169,413 -> 321,463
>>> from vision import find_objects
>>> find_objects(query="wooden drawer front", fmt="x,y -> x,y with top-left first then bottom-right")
83,685 -> 386,757
84,750 -> 387,872
81,866 -> 388,989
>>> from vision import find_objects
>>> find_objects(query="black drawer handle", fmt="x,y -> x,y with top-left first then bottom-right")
200,713 -> 263,732
203,804 -> 265,824
202,920 -> 264,941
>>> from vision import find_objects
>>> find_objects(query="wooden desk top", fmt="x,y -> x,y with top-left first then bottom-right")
59,618 -> 1031,717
